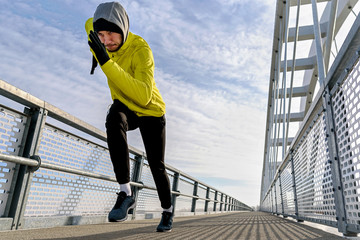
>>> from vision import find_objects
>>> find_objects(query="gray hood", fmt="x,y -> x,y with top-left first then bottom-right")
93,2 -> 130,43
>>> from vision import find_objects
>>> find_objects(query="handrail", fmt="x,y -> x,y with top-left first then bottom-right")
0,78 -> 237,201
0,79 -> 141,156
0,153 -> 232,206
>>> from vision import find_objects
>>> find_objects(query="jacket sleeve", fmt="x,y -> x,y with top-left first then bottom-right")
101,46 -> 154,107
85,18 -> 93,37
85,17 -> 154,107
85,18 -> 98,59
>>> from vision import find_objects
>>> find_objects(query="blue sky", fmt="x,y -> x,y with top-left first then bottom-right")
0,0 -> 275,207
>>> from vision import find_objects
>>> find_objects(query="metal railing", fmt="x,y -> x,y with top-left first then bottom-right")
0,79 -> 252,231
261,0 -> 360,237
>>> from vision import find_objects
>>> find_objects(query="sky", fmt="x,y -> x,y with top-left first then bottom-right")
0,0 -> 276,207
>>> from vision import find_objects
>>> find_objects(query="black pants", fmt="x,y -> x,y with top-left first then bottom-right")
105,99 -> 171,209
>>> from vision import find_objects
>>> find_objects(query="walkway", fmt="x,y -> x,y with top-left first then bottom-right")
1,211 -> 351,240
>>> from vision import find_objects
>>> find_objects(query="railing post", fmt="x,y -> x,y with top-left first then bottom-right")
229,198 -> 232,211
290,150 -> 301,222
228,197 -> 232,212
213,191 -> 218,212
9,107 -> 47,229
191,181 -> 198,213
274,181 -> 278,215
270,189 -> 273,213
220,193 -> 223,211
224,196 -> 227,212
204,187 -> 210,213
131,155 -> 144,220
171,172 -> 180,214
278,171 -> 285,217
272,187 -> 276,214
226,196 -> 228,211
322,87 -> 356,236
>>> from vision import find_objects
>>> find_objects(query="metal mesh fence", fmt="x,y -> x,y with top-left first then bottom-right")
293,112 -> 336,221
332,58 -> 360,226
281,161 -> 295,216
0,107 -> 27,217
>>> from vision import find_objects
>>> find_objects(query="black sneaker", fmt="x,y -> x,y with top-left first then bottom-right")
108,192 -> 135,222
156,211 -> 173,232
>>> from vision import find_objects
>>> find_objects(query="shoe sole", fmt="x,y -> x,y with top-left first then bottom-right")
156,229 -> 172,232
108,202 -> 136,222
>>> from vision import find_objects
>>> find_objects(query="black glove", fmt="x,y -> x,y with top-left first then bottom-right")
90,56 -> 98,74
88,30 -> 110,66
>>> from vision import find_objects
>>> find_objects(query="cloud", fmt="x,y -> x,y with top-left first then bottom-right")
0,5 -> 111,128
122,0 -> 274,95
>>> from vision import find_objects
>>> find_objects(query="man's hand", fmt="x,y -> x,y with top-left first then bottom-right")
88,30 -> 110,66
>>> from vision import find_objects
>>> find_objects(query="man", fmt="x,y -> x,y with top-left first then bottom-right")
85,1 -> 173,232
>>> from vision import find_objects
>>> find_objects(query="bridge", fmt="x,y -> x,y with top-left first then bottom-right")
1,0 -> 360,239
261,0 -> 360,238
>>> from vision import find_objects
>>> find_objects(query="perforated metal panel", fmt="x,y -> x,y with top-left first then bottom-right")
216,192 -> 221,211
281,161 -> 295,215
26,169 -> 118,216
26,124 -> 181,217
332,59 -> 360,225
178,177 -> 194,196
262,193 -> 272,212
140,159 -> 156,189
174,177 -> 194,212
38,125 -> 117,176
136,170 -> 175,213
275,178 -> 281,213
135,160 -> 160,212
136,188 -> 162,213
25,125 -> 119,217
208,190 -> 215,212
195,200 -> 205,212
198,185 -> 207,199
196,186 -> 207,212
175,196 -> 192,212
0,107 -> 27,216
293,112 -> 336,221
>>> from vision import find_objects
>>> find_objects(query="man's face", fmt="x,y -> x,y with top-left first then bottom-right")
97,31 -> 123,52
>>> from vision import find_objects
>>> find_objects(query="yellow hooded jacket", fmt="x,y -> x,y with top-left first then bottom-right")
85,17 -> 165,117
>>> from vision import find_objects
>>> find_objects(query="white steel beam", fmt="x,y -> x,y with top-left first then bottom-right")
280,56 -> 316,71
277,85 -> 309,98
274,111 -> 305,122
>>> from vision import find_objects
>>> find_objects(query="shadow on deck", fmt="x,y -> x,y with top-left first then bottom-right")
0,211 -> 350,240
